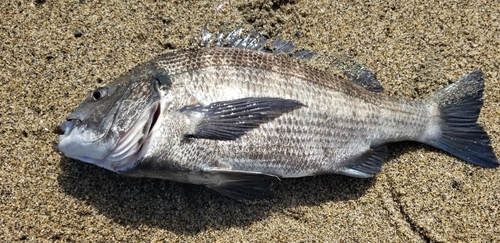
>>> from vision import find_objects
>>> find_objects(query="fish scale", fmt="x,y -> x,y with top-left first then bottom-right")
58,46 -> 499,201
152,51 -> 425,174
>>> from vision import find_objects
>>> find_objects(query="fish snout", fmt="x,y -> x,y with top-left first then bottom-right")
59,119 -> 81,136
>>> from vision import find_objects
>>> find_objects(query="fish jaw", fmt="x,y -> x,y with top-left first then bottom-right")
58,101 -> 161,172
58,119 -> 112,165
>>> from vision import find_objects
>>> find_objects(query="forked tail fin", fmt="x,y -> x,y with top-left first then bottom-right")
425,71 -> 499,167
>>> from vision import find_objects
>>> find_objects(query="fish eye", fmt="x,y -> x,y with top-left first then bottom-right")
89,87 -> 108,101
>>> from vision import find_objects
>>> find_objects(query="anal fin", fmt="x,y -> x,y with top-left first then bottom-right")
340,145 -> 388,178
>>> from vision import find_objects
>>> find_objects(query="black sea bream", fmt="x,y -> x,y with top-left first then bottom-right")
58,35 -> 499,201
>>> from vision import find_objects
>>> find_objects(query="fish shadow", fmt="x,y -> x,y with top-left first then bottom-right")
57,157 -> 375,235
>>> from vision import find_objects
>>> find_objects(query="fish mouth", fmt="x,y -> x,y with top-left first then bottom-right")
59,119 -> 79,139
105,101 -> 161,171
58,118 -> 112,165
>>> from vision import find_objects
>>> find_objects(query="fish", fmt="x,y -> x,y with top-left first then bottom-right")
58,30 -> 499,201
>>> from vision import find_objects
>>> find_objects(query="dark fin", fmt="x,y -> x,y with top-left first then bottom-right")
200,26 -> 317,59
222,28 -> 244,47
329,55 -> 383,92
293,49 -> 317,59
425,71 -> 499,168
204,169 -> 279,201
200,23 -> 213,47
233,31 -> 267,50
339,145 -> 388,178
270,38 -> 317,59
181,97 -> 304,140
270,38 -> 296,54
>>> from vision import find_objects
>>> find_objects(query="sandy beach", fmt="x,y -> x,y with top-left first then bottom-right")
1,0 -> 499,242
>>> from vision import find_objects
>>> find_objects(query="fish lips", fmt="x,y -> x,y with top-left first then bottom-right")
58,102 -> 161,172
58,119 -> 114,165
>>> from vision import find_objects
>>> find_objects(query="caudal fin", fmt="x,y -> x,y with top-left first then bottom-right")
425,71 -> 499,167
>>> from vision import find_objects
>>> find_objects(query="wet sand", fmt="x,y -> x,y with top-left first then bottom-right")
1,0 -> 499,242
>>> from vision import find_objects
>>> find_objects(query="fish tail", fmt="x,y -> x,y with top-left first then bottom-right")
424,71 -> 499,167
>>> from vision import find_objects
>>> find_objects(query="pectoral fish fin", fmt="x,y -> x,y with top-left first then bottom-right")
181,97 -> 304,140
340,145 -> 388,178
204,168 -> 279,201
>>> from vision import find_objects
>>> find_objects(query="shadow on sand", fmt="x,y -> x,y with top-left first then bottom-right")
56,141 -> 427,235
57,157 -> 377,235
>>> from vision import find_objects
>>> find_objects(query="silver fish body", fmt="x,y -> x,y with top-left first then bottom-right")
59,47 -> 499,201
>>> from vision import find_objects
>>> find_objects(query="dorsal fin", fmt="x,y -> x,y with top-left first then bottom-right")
200,25 -> 383,92
333,55 -> 383,92
201,25 -> 316,59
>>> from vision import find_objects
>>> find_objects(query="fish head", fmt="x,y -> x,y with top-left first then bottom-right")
58,64 -> 168,172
